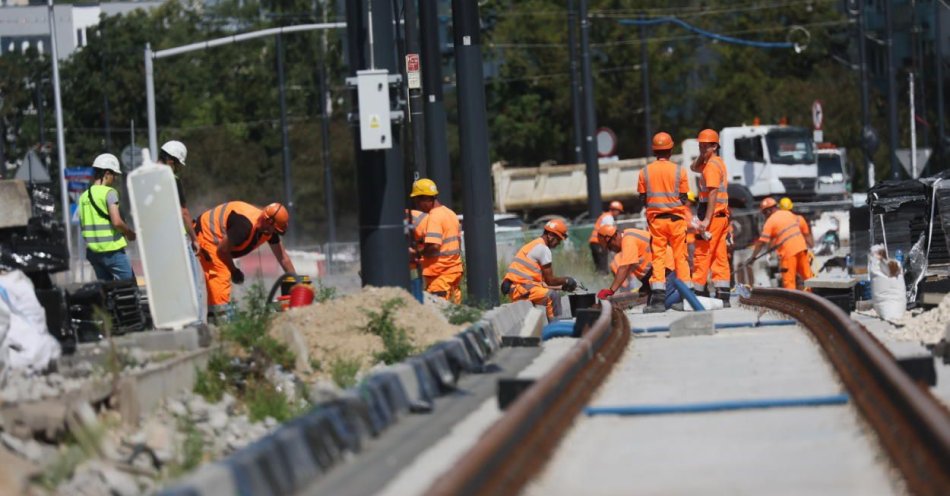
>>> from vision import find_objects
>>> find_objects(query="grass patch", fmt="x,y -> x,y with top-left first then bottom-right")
220,284 -> 295,370
244,380 -> 294,422
330,357 -> 361,388
361,298 -> 416,364
314,283 -> 337,303
442,303 -> 483,325
165,417 -> 206,479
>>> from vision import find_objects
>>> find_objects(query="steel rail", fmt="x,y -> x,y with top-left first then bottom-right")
424,300 -> 630,496
742,287 -> 950,495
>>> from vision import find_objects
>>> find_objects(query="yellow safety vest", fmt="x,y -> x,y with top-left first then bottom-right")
79,184 -> 127,253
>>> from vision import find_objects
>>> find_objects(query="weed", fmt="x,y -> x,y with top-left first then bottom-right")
309,358 -> 323,372
36,444 -> 87,489
330,357 -> 361,388
244,380 -> 293,422
221,283 -> 295,370
193,352 -> 230,402
165,417 -> 206,479
442,303 -> 483,325
314,283 -> 337,303
361,298 -> 416,364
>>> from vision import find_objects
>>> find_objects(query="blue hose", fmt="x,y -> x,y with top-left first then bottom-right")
585,393 -> 849,416
541,321 -> 577,341
671,276 -> 704,311
632,319 -> 797,334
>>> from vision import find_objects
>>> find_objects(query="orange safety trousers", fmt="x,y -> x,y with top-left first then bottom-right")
424,272 -> 462,304
648,217 -> 690,290
510,283 -> 559,319
197,237 -> 233,306
692,215 -> 731,292
779,250 -> 813,289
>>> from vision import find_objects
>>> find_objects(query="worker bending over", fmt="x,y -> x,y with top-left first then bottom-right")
596,224 -> 666,300
637,132 -> 691,313
409,179 -> 464,303
749,197 -> 812,289
588,201 -> 624,274
779,197 -> 815,270
79,154 -> 137,281
690,129 -> 732,306
502,219 -> 577,319
194,202 -> 296,313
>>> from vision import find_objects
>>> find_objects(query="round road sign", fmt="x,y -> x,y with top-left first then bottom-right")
596,127 -> 617,157
812,100 -> 823,130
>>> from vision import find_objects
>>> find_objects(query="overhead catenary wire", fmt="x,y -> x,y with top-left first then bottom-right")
617,16 -> 795,49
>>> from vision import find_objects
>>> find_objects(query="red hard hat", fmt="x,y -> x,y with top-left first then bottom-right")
759,197 -> 777,211
652,132 -> 674,151
609,201 -> 624,213
544,218 -> 568,240
698,129 -> 719,144
262,203 -> 290,234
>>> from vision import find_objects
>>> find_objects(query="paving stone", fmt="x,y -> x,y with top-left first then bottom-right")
669,312 -> 716,337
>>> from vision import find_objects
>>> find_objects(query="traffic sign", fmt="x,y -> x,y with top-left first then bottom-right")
812,100 -> 823,130
121,144 -> 144,171
406,53 -> 421,90
596,127 -> 617,158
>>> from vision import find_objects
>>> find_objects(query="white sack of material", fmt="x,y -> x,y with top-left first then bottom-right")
869,245 -> 906,322
0,270 -> 61,372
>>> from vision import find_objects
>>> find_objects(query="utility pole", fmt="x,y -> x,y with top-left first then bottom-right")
640,12 -> 652,156
345,0 -> 411,290
452,0 -> 498,307
936,0 -> 946,164
404,0 -> 427,178
319,0 -> 336,253
855,0 -> 871,184
578,0 -> 602,218
48,0 -> 72,259
419,0 -> 452,205
567,0 -> 583,164
884,0 -> 900,179
275,32 -> 297,245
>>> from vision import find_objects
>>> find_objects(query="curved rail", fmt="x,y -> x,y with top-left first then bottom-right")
424,300 -> 630,496
742,288 -> 950,495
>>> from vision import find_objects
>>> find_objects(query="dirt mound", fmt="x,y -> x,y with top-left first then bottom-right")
268,286 -> 463,382
894,292 -> 950,344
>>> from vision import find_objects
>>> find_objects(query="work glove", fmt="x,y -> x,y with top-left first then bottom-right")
231,268 -> 245,285
597,288 -> 615,300
562,277 -> 578,292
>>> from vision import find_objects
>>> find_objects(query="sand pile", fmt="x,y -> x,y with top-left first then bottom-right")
893,292 -> 950,344
268,286 -> 464,381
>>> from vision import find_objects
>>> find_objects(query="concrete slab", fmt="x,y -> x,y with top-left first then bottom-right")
116,347 -> 214,426
668,312 -> 715,337
517,307 -> 547,338
0,180 -> 31,229
111,324 -> 209,352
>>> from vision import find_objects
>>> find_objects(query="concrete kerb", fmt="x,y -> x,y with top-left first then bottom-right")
420,348 -> 456,391
407,357 -> 439,405
518,306 -> 548,338
116,346 -> 215,426
384,363 -> 428,410
158,462 -> 237,496
226,436 -> 294,496
271,424 -> 321,491
668,312 -> 716,337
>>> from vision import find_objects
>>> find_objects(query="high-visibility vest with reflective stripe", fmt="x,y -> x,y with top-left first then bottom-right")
621,228 -> 653,278
588,211 -> 612,243
698,156 -> 729,212
420,205 -> 462,276
506,237 -> 546,285
409,209 -> 428,271
197,201 -> 272,256
758,210 -> 806,258
642,159 -> 688,217
79,185 -> 127,253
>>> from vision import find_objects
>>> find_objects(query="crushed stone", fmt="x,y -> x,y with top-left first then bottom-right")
891,292 -> 950,344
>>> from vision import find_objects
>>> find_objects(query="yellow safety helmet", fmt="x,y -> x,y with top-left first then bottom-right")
686,191 -> 697,203
779,197 -> 794,211
410,178 -> 439,197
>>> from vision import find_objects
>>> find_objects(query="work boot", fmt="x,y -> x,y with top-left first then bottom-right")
670,302 -> 685,311
644,295 -> 667,313
717,289 -> 732,308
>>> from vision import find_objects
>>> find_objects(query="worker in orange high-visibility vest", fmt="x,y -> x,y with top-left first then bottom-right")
588,200 -> 624,274
779,197 -> 815,279
501,219 -> 578,319
596,224 -> 671,299
748,197 -> 811,289
195,202 -> 297,315
409,179 -> 464,303
690,128 -> 732,306
637,132 -> 691,313
407,208 -> 428,297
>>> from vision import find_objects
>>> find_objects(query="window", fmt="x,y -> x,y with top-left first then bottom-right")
766,130 -> 815,165
734,137 -> 764,162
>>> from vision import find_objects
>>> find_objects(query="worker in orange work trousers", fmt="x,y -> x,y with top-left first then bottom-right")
690,128 -> 732,307
588,201 -> 624,274
501,219 -> 578,319
779,197 -> 815,275
596,224 -> 671,300
637,132 -> 691,313
409,179 -> 464,303
194,202 -> 297,317
748,197 -> 812,289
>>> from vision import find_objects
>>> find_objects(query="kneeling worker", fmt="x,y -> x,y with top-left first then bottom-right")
194,202 -> 297,312
749,197 -> 810,289
79,153 -> 137,281
502,219 -> 577,319
409,179 -> 464,303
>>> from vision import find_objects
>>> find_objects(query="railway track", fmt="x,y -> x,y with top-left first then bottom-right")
426,288 -> 950,495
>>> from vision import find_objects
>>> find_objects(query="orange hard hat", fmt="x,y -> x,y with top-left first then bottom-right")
609,201 -> 624,213
597,223 -> 617,239
652,132 -> 674,150
262,203 -> 290,234
543,218 -> 568,240
759,197 -> 777,211
697,129 -> 719,144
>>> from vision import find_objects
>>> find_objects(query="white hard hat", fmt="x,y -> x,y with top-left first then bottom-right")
92,153 -> 122,174
160,140 -> 187,165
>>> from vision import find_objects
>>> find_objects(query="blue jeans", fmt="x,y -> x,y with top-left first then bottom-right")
86,249 -> 135,282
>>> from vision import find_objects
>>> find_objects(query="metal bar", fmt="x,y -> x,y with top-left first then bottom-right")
420,0 -> 452,207
48,0 -> 72,259
319,1 -> 337,252
640,12 -> 652,156
937,0 -> 946,164
856,0 -> 872,187
578,0 -> 603,218
152,22 -> 346,59
145,43 -> 157,160
404,0 -> 427,178
885,0 -> 900,179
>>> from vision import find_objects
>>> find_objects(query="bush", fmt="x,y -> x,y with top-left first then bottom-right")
361,298 -> 416,364
442,303 -> 483,325
330,357 -> 361,388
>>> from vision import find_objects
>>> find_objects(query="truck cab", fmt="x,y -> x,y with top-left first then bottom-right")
816,144 -> 849,199
718,125 -> 819,202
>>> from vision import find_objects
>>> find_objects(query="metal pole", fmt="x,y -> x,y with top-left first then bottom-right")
35,76 -> 46,146
578,0 -> 602,218
420,0 -> 452,206
910,72 -> 917,178
100,27 -> 112,151
404,0 -> 427,177
320,0 -> 337,252
453,0 -> 499,307
885,0 -> 901,179
275,32 -> 297,245
936,0 -> 946,163
48,0 -> 72,259
567,0 -> 583,164
640,13 -> 653,155
856,0 -> 871,185
145,43 -> 158,160
346,0 -> 411,290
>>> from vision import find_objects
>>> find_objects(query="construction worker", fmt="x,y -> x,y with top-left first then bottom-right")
748,197 -> 811,289
596,224 -> 657,299
637,132 -> 691,313
690,128 -> 732,306
779,197 -> 815,281
409,179 -> 463,303
588,201 -> 624,274
407,208 -> 428,299
194,202 -> 297,311
502,219 -> 577,319
157,140 -> 198,248
79,153 -> 137,281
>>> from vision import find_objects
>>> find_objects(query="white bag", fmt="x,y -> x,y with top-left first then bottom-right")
0,270 -> 61,372
869,247 -> 906,321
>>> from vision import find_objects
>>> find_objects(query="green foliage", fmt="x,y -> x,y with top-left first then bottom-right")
244,380 -> 294,423
442,304 -> 484,325
314,283 -> 338,303
330,357 -> 361,388
165,417 -> 206,478
221,283 -> 295,370
193,352 -> 230,402
361,298 -> 416,364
